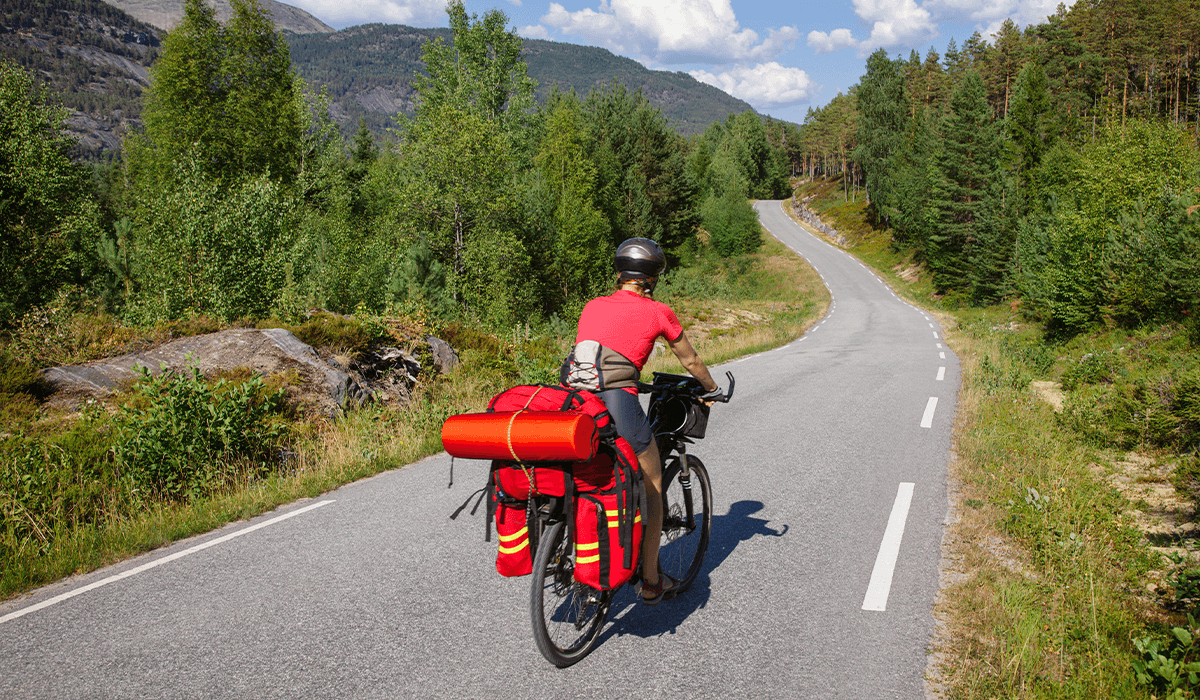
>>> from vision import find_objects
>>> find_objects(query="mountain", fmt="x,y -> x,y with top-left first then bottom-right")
1,1 -> 752,159
105,0 -> 332,33
285,24 -> 755,137
1,0 -> 163,158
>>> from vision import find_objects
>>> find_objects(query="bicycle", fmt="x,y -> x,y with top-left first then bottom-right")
529,370 -> 735,667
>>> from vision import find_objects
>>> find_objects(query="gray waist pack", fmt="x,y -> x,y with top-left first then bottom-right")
559,340 -> 639,391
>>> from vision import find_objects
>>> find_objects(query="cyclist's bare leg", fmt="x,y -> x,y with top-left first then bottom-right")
638,440 -> 664,596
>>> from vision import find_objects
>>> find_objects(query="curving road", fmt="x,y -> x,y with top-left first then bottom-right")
0,200 -> 959,699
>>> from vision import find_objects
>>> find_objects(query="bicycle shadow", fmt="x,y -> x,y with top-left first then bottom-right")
597,500 -> 788,642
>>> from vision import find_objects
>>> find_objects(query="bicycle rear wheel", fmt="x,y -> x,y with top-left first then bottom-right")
658,455 -> 712,593
530,521 -> 612,667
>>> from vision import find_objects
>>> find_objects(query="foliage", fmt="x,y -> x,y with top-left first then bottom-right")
114,363 -> 288,501
701,188 -> 762,256
1132,619 -> 1200,699
415,0 -> 534,126
128,0 -> 305,189
0,60 -> 101,325
1017,121 -> 1200,332
128,163 -> 295,322
854,49 -> 907,225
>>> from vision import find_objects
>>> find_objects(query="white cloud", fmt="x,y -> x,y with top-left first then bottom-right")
518,24 -> 551,40
539,0 -> 797,65
923,0 -> 1072,28
289,0 -> 447,28
853,0 -> 938,54
807,28 -> 856,55
690,62 -> 814,108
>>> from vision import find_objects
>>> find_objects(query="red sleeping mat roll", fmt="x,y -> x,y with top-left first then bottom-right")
441,411 -> 598,462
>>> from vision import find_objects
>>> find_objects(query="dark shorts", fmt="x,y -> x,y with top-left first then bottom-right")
597,388 -> 653,454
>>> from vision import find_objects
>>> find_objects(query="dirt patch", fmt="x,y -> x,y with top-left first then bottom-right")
684,307 -> 769,344
894,262 -> 920,284
1091,453 -> 1198,603
1031,380 -> 1065,412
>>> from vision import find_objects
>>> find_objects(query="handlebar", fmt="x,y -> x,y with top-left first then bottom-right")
637,371 -> 735,404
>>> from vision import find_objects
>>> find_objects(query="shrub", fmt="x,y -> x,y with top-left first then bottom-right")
114,363 -> 289,500
701,188 -> 762,256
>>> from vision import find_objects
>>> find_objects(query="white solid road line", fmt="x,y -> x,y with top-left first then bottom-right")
937,367 -> 946,381
0,500 -> 336,625
862,482 -> 916,612
920,397 -> 938,428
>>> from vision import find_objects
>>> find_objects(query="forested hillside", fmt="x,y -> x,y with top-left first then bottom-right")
285,24 -> 756,137
0,0 -> 162,157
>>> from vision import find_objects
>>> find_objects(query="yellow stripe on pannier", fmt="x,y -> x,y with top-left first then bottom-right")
576,540 -> 600,564
498,539 -> 529,554
604,509 -> 641,527
498,526 -> 528,543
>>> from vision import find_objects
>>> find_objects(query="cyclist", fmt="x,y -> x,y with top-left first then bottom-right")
566,238 -> 719,605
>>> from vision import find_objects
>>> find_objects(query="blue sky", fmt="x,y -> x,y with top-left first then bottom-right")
284,0 -> 1075,124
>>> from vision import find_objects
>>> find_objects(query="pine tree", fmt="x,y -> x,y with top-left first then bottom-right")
854,49 -> 907,226
1006,61 -> 1056,186
928,71 -> 1001,295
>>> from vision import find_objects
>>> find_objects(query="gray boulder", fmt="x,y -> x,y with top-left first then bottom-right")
43,328 -> 369,414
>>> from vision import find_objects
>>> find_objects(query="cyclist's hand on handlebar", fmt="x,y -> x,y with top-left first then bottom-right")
698,371 -> 735,405
699,386 -> 724,406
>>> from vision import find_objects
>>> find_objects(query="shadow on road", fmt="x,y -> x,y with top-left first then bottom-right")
597,500 -> 788,641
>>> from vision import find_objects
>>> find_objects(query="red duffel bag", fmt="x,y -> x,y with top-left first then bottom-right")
441,410 -> 598,462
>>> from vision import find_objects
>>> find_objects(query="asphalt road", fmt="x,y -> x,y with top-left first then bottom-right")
0,200 -> 959,699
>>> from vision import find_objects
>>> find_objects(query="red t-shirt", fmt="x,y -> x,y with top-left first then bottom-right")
575,289 -> 684,369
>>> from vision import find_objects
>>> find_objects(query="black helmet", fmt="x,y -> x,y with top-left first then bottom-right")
615,238 -> 666,280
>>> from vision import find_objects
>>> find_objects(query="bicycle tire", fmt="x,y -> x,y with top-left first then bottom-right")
530,521 -> 612,667
658,455 -> 712,593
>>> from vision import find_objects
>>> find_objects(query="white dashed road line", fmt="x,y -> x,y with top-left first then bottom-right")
937,367 -> 946,381
862,482 -> 915,612
920,397 -> 938,428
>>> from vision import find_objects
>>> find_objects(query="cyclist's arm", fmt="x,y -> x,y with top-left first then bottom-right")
667,331 -> 718,392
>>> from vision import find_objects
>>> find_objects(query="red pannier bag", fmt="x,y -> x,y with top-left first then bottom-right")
444,385 -> 639,580
494,500 -> 532,577
441,411 -> 598,462
573,438 -> 642,590
574,490 -> 642,590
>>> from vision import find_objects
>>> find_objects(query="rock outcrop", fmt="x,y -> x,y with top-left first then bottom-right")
43,327 -> 460,416
43,328 -> 368,415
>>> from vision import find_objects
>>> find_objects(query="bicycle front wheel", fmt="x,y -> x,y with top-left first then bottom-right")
530,521 -> 612,667
659,454 -> 712,593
